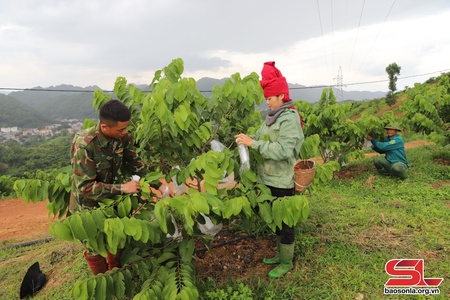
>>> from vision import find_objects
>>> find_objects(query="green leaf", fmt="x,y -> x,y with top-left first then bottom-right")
37,181 -> 49,202
204,161 -> 224,179
68,214 -> 88,241
95,234 -> 107,257
155,101 -> 169,122
94,276 -> 106,300
203,181 -> 217,195
85,278 -> 96,299
156,252 -> 177,264
105,275 -> 114,300
174,106 -> 187,130
80,211 -> 97,238
179,239 -> 195,262
113,272 -> 126,299
91,209 -> 106,230
271,200 -> 284,229
191,193 -> 210,214
104,218 -> 126,252
72,279 -> 89,299
154,199 -> 169,233
223,80 -> 234,96
174,86 -> 187,101
50,222 -> 74,242
117,196 -> 132,218
139,220 -> 150,243
258,202 -> 273,225
123,269 -> 135,298
122,217 -> 137,236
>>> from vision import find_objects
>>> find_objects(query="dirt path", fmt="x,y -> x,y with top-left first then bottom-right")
0,140 -> 434,244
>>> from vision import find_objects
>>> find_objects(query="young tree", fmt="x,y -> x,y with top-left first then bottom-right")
303,88 -> 366,165
14,58 -> 315,299
385,62 -> 401,106
401,73 -> 450,145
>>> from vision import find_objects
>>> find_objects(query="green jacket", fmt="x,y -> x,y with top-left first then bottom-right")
70,123 -> 148,208
251,109 -> 304,189
371,134 -> 410,166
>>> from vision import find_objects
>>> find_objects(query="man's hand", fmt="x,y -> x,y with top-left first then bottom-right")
122,180 -> 141,194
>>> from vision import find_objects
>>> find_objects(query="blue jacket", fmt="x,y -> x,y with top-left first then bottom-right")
371,134 -> 410,166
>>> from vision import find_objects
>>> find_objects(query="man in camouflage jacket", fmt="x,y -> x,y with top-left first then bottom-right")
70,99 -> 148,210
70,99 -> 150,275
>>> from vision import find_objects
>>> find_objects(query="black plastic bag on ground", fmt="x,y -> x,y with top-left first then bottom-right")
20,261 -> 46,299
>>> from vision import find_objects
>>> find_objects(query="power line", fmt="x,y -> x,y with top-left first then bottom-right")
316,0 -> 329,72
330,0 -> 334,68
1,69 -> 449,94
358,0 -> 397,73
347,0 -> 366,80
0,87 -> 111,93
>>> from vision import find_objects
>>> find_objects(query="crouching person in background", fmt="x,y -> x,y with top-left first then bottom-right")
366,123 -> 410,181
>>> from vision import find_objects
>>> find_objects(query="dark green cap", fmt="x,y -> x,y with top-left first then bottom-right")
384,123 -> 402,131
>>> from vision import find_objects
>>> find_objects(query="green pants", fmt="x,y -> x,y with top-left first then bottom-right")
373,157 -> 408,180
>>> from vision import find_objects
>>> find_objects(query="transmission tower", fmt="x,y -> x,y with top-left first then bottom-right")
333,66 -> 343,101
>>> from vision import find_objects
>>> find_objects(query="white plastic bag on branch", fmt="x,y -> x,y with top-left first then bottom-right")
237,140 -> 250,173
160,186 -> 182,240
171,166 -> 186,196
197,213 -> 222,236
211,139 -> 233,183
166,214 -> 182,240
210,139 -> 226,153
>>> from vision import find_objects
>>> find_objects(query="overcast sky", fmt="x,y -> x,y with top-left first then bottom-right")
1,0 -> 449,94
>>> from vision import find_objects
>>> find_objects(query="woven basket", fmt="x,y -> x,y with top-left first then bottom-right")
294,160 -> 316,192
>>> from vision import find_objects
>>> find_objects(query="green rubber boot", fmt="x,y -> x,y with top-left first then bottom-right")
263,236 -> 281,265
268,243 -> 294,278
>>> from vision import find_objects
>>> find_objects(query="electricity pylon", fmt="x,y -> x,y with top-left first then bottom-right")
333,66 -> 343,101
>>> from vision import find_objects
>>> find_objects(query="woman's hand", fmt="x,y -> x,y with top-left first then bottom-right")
234,133 -> 254,147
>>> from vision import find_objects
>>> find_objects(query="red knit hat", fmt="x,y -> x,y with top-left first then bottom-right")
260,61 -> 290,101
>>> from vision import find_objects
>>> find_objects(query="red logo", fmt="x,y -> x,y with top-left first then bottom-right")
385,259 -> 444,287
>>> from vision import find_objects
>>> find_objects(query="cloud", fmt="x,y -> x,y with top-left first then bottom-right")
0,0 -> 449,92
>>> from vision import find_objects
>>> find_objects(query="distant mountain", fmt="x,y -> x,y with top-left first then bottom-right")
196,77 -> 385,104
0,94 -> 54,128
2,80 -> 386,129
8,85 -> 102,120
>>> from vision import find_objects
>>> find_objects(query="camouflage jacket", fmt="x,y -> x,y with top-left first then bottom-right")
70,123 -> 148,209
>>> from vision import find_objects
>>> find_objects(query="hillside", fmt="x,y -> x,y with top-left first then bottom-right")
0,94 -> 54,128
196,77 -> 386,104
8,85 -> 101,120
0,79 -> 387,128
1,143 -> 449,299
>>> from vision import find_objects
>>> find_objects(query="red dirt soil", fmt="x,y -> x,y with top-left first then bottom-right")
0,199 -> 53,244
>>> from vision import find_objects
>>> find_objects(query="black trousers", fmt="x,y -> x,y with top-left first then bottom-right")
267,185 -> 296,244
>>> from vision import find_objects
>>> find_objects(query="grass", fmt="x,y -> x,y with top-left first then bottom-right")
1,144 -> 449,299
0,240 -> 86,300
198,145 -> 450,299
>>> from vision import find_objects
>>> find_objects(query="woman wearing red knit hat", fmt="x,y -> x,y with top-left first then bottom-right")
235,61 -> 304,278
